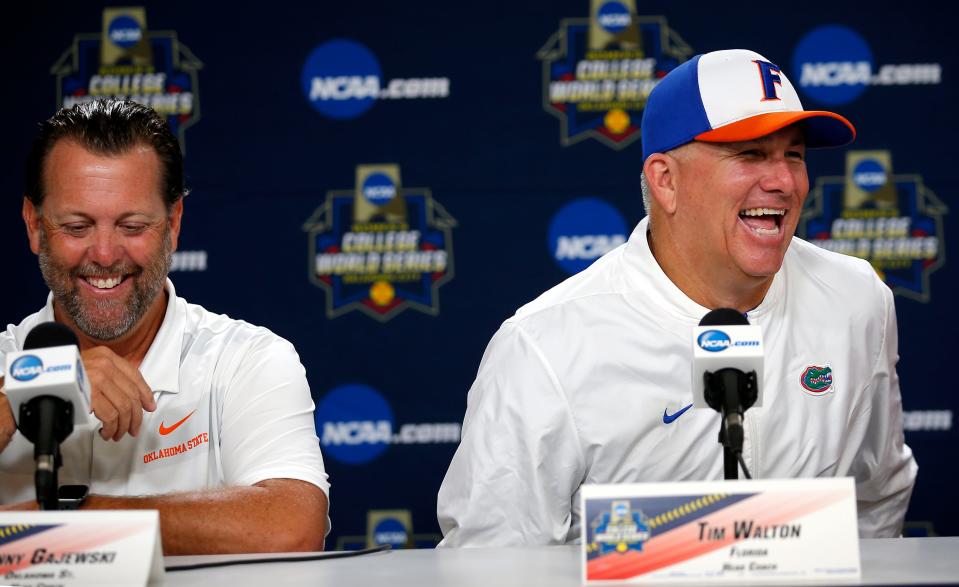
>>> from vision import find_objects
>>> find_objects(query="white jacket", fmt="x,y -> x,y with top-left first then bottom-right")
437,217 -> 916,546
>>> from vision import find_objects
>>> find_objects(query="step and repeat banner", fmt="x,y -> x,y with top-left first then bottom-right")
1,1 -> 954,546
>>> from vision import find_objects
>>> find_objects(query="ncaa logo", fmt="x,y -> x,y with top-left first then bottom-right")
315,384 -> 394,465
302,39 -> 382,120
548,198 -> 628,275
107,15 -> 142,49
852,159 -> 887,192
613,501 -> 629,519
373,518 -> 409,548
301,39 -> 450,120
362,172 -> 397,206
793,24 -> 941,106
792,25 -> 873,105
10,355 -> 44,382
697,330 -> 731,352
596,1 -> 631,34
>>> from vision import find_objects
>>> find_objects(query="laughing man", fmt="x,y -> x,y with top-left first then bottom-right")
437,49 -> 916,546
0,100 -> 330,554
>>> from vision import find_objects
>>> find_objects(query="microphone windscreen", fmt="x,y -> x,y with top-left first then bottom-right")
24,322 -> 80,350
699,308 -> 749,327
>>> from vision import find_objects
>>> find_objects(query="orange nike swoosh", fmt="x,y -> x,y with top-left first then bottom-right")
159,409 -> 197,436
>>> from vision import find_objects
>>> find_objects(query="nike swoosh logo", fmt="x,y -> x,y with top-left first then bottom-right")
159,409 -> 197,436
663,403 -> 693,424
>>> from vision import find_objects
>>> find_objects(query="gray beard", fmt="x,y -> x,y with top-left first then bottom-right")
38,229 -> 172,341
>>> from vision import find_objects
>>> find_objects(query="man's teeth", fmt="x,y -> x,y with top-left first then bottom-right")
739,207 -> 784,236
740,208 -> 786,216
85,276 -> 122,289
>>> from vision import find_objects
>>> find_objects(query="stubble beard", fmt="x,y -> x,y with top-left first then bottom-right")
38,227 -> 172,341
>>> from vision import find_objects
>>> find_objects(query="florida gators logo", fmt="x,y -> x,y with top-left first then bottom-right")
801,365 -> 834,395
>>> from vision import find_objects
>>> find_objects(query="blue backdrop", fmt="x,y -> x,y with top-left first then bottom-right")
1,0 -> 954,546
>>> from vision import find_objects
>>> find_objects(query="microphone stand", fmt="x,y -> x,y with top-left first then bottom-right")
719,426 -> 739,480
703,368 -> 757,480
19,396 -> 75,510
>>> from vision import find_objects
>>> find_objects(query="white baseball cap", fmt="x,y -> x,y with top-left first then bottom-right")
641,49 -> 856,160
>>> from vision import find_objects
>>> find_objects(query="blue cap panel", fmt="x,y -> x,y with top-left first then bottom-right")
800,115 -> 856,149
641,54 -> 711,160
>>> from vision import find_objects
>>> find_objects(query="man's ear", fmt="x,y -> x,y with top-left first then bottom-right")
642,153 -> 681,215
22,197 -> 42,255
168,198 -> 184,251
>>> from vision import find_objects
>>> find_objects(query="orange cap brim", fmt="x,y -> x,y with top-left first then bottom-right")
695,111 -> 856,148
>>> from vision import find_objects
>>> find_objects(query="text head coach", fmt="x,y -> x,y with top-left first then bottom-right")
0,99 -> 330,554
437,49 -> 917,547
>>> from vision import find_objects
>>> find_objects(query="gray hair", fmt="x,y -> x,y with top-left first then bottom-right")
641,143 -> 691,221
640,173 -> 651,218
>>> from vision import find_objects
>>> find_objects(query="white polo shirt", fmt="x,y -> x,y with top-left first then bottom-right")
0,280 -> 330,504
437,217 -> 916,547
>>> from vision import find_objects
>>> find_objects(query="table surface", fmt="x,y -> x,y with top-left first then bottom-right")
159,537 -> 959,586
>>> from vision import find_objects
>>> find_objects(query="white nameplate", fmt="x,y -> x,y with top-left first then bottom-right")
0,511 -> 163,586
581,478 -> 860,583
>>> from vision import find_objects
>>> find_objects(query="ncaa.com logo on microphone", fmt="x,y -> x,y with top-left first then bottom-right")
7,355 -> 74,382
697,330 -> 731,353
697,330 -> 761,353
9,355 -> 44,381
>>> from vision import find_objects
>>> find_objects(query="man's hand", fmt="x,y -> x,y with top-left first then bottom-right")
81,347 -> 157,441
0,378 -> 15,453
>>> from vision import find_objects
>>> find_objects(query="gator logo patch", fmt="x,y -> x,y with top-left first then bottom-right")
801,365 -> 834,395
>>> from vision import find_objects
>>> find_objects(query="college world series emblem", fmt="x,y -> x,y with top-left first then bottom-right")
537,0 -> 692,149
800,150 -> 947,302
51,7 -> 202,150
587,500 -> 651,556
303,165 -> 456,321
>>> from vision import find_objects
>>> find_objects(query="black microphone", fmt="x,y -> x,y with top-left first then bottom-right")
18,322 -> 83,509
696,309 -> 761,479
698,308 -> 749,328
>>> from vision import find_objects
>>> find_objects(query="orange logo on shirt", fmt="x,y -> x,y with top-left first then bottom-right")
158,409 -> 197,435
143,432 -> 209,464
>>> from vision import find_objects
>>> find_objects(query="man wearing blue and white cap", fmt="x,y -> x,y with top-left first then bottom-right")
438,49 -> 916,547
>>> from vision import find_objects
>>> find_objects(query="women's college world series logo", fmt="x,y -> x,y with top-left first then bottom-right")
537,0 -> 692,149
303,165 -> 457,321
50,7 -> 202,151
799,150 -> 947,302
